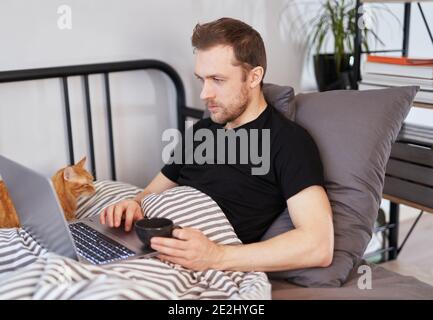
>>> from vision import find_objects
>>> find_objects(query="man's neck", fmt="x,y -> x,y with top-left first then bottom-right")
224,91 -> 267,129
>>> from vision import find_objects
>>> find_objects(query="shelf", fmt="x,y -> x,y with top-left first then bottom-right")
383,194 -> 433,214
413,101 -> 433,110
361,0 -> 433,3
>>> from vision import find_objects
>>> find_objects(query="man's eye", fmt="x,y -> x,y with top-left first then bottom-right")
213,78 -> 224,83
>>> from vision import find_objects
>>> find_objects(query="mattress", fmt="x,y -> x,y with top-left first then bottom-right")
271,262 -> 433,300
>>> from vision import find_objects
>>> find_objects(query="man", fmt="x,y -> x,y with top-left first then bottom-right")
100,17 -> 333,272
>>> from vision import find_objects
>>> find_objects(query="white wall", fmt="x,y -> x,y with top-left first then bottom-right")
0,0 -> 303,187
0,0 -> 432,195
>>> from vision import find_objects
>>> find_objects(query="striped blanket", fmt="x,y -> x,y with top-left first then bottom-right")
0,180 -> 271,299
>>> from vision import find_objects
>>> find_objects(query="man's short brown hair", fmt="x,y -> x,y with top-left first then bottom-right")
191,17 -> 267,85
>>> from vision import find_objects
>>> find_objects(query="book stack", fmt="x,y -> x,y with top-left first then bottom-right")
359,55 -> 433,106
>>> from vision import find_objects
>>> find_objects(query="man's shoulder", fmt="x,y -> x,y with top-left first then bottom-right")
268,106 -> 308,137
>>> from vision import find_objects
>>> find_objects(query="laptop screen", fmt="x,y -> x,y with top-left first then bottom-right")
0,154 -> 78,260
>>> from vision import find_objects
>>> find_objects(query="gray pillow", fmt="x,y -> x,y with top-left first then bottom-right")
262,83 -> 296,120
202,83 -> 295,120
262,86 -> 418,287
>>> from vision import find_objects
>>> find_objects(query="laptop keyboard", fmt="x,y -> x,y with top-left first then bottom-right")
69,222 -> 135,265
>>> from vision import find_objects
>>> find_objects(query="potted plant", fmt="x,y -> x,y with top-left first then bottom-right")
311,0 -> 371,91
280,0 -> 398,91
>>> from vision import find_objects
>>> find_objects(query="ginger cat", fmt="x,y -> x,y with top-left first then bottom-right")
0,157 -> 96,228
0,181 -> 20,228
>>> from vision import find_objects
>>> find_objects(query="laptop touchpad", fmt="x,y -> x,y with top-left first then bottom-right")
84,217 -> 155,255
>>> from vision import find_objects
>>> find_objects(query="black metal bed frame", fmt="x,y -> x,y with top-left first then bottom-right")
0,59 -> 204,180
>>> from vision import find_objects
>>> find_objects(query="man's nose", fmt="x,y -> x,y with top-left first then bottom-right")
200,81 -> 215,101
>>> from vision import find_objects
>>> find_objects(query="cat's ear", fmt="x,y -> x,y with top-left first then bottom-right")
76,157 -> 87,168
63,166 -> 77,181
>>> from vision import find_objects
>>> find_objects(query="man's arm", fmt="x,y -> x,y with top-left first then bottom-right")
151,185 -> 334,272
133,172 -> 178,203
214,185 -> 333,271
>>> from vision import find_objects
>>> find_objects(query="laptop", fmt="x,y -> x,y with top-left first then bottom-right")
0,154 -> 158,265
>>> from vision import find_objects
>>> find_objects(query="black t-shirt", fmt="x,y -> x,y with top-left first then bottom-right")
161,105 -> 325,243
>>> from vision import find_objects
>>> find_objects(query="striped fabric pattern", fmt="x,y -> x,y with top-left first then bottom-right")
0,180 -> 271,299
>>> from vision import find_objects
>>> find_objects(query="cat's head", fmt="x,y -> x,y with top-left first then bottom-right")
62,157 -> 96,197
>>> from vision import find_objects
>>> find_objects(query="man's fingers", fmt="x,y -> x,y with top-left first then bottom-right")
124,205 -> 144,231
124,209 -> 135,232
106,205 -> 115,227
136,206 -> 144,219
151,237 -> 188,250
113,205 -> 124,228
99,209 -> 106,224
115,204 -> 129,227
172,228 -> 194,241
151,243 -> 185,258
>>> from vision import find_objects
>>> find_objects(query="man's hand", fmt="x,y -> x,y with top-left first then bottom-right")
99,199 -> 144,232
151,228 -> 224,271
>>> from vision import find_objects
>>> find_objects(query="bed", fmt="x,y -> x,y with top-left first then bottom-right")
1,59 -> 432,300
0,180 -> 271,299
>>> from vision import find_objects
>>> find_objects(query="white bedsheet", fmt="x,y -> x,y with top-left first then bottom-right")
0,181 -> 271,300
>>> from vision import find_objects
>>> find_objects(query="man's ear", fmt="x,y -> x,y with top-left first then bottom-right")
249,66 -> 264,89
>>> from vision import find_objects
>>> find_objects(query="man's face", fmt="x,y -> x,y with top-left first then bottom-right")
194,45 -> 251,124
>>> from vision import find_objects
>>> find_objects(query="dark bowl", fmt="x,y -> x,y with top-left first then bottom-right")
134,217 -> 174,247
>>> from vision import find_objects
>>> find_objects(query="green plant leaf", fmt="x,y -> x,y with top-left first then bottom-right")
283,0 -> 401,72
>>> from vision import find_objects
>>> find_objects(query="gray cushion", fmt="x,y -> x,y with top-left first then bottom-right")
262,86 -> 419,287
271,261 -> 433,299
262,83 -> 296,120
202,83 -> 295,119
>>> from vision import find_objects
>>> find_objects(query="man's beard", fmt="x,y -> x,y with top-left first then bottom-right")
208,84 -> 250,125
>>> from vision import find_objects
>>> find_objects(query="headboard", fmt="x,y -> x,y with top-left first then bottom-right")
0,59 -> 204,180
